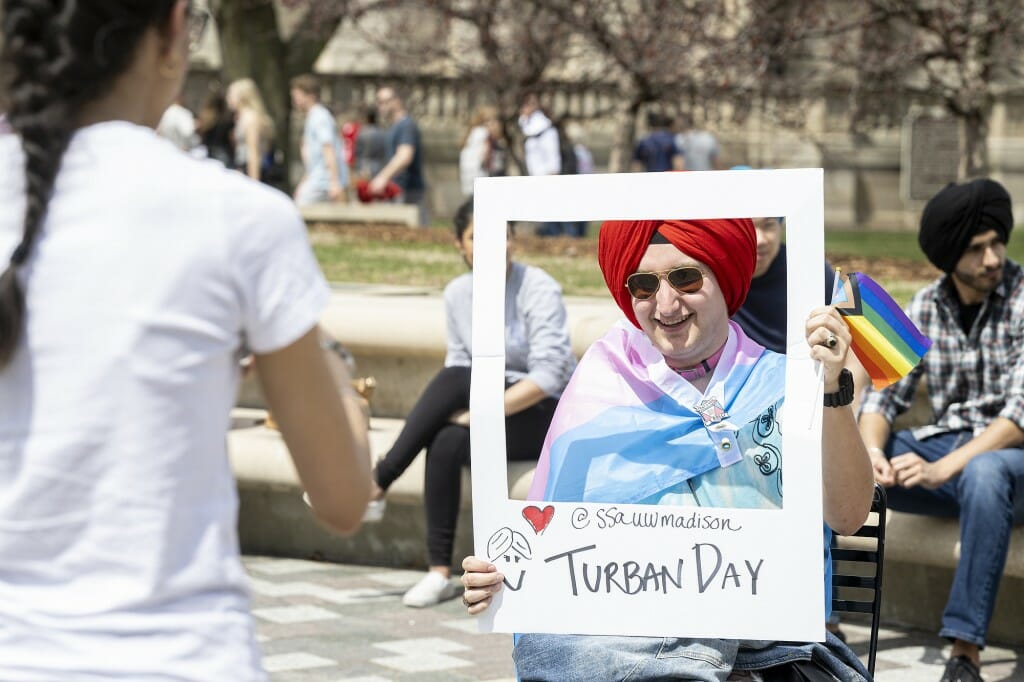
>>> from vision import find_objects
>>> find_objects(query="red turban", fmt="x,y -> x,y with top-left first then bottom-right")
597,219 -> 756,328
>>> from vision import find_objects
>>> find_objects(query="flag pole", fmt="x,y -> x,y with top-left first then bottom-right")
809,267 -> 843,430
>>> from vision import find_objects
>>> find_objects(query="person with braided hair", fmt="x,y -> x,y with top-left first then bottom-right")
0,1 -> 372,679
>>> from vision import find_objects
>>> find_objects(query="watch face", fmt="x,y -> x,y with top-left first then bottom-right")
839,369 -> 852,390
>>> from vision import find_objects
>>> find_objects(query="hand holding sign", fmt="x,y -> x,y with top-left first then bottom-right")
468,170 -> 834,641
461,555 -> 504,616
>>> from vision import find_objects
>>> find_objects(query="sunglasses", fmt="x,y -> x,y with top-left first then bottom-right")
625,266 -> 705,300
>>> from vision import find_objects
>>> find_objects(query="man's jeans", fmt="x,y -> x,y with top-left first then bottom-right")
537,221 -> 587,238
400,188 -> 429,227
513,633 -> 868,681
883,429 -> 1024,647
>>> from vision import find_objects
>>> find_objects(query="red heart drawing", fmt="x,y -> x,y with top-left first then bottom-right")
522,505 -> 555,534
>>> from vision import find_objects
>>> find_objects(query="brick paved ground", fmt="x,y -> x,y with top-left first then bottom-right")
244,555 -> 1024,681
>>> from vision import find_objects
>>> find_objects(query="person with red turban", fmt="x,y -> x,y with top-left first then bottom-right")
461,218 -> 874,680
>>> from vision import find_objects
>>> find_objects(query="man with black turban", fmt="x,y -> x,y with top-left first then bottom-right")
462,218 -> 876,680
860,178 -> 1024,682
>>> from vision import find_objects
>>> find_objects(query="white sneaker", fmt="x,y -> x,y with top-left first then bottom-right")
301,493 -> 387,524
362,498 -> 387,523
401,571 -> 459,608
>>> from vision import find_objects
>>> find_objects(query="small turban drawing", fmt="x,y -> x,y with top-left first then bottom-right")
487,527 -> 532,591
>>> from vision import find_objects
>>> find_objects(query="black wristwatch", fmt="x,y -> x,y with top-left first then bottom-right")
823,368 -> 855,408
321,338 -> 356,371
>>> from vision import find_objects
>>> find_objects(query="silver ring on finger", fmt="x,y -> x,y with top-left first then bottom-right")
826,332 -> 838,348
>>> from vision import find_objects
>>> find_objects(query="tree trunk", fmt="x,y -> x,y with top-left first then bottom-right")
959,108 -> 990,179
609,98 -> 642,173
213,1 -> 345,190
214,1 -> 290,170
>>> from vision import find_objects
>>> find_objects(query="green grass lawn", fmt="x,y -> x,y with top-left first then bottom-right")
313,233 -> 459,287
827,229 -> 1024,263
313,227 -> 1023,307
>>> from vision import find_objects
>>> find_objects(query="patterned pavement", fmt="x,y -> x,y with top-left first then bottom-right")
244,555 -> 1024,681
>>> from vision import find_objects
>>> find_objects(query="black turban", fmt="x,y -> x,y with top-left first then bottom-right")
918,179 -> 1013,273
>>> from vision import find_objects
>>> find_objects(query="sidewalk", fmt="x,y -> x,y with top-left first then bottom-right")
244,555 -> 1024,681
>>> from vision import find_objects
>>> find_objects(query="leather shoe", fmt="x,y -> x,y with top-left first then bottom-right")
940,655 -> 983,682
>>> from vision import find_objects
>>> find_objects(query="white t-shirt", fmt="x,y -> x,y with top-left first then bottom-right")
459,125 -> 489,195
0,122 -> 330,680
518,110 -> 561,176
156,103 -> 197,151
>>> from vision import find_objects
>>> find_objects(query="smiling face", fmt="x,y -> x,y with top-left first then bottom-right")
752,217 -> 783,278
630,243 -> 730,369
951,229 -> 1006,304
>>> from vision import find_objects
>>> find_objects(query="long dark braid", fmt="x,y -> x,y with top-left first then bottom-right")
0,0 -> 177,369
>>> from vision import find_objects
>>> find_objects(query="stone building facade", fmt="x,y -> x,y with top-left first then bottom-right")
181,6 -> 1024,230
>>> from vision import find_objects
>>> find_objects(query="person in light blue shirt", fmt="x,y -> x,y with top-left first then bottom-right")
290,74 -> 348,206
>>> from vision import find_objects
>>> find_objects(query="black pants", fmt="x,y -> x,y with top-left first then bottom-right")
375,365 -> 557,567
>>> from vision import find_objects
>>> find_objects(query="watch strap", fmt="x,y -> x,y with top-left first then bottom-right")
823,368 -> 855,408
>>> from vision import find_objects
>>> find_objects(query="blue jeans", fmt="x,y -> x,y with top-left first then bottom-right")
537,221 -> 569,237
537,221 -> 587,238
399,188 -> 429,227
513,633 -> 868,681
883,429 -> 1024,647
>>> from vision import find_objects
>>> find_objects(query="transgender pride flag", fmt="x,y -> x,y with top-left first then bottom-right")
832,271 -> 931,389
527,321 -> 784,505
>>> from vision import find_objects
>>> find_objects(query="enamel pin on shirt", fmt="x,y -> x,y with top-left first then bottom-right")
694,397 -> 729,427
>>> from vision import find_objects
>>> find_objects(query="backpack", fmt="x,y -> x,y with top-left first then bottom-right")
554,124 -> 578,175
526,123 -> 578,175
259,143 -> 286,190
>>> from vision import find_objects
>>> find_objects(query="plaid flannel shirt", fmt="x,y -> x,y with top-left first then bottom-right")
860,259 -> 1024,439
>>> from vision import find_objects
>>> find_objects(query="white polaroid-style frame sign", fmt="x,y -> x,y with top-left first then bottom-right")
470,169 -> 826,642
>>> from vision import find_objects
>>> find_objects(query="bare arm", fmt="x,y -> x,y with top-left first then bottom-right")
322,143 -> 346,201
807,306 -> 874,534
504,378 -> 548,415
820,396 -> 875,533
858,411 -> 895,486
293,135 -> 309,200
370,143 -> 414,193
244,120 -> 261,181
254,327 -> 372,535
943,418 -> 1024,475
889,417 -> 1024,489
449,378 -> 549,427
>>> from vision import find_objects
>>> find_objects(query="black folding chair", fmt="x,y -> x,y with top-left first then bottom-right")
830,483 -> 887,677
